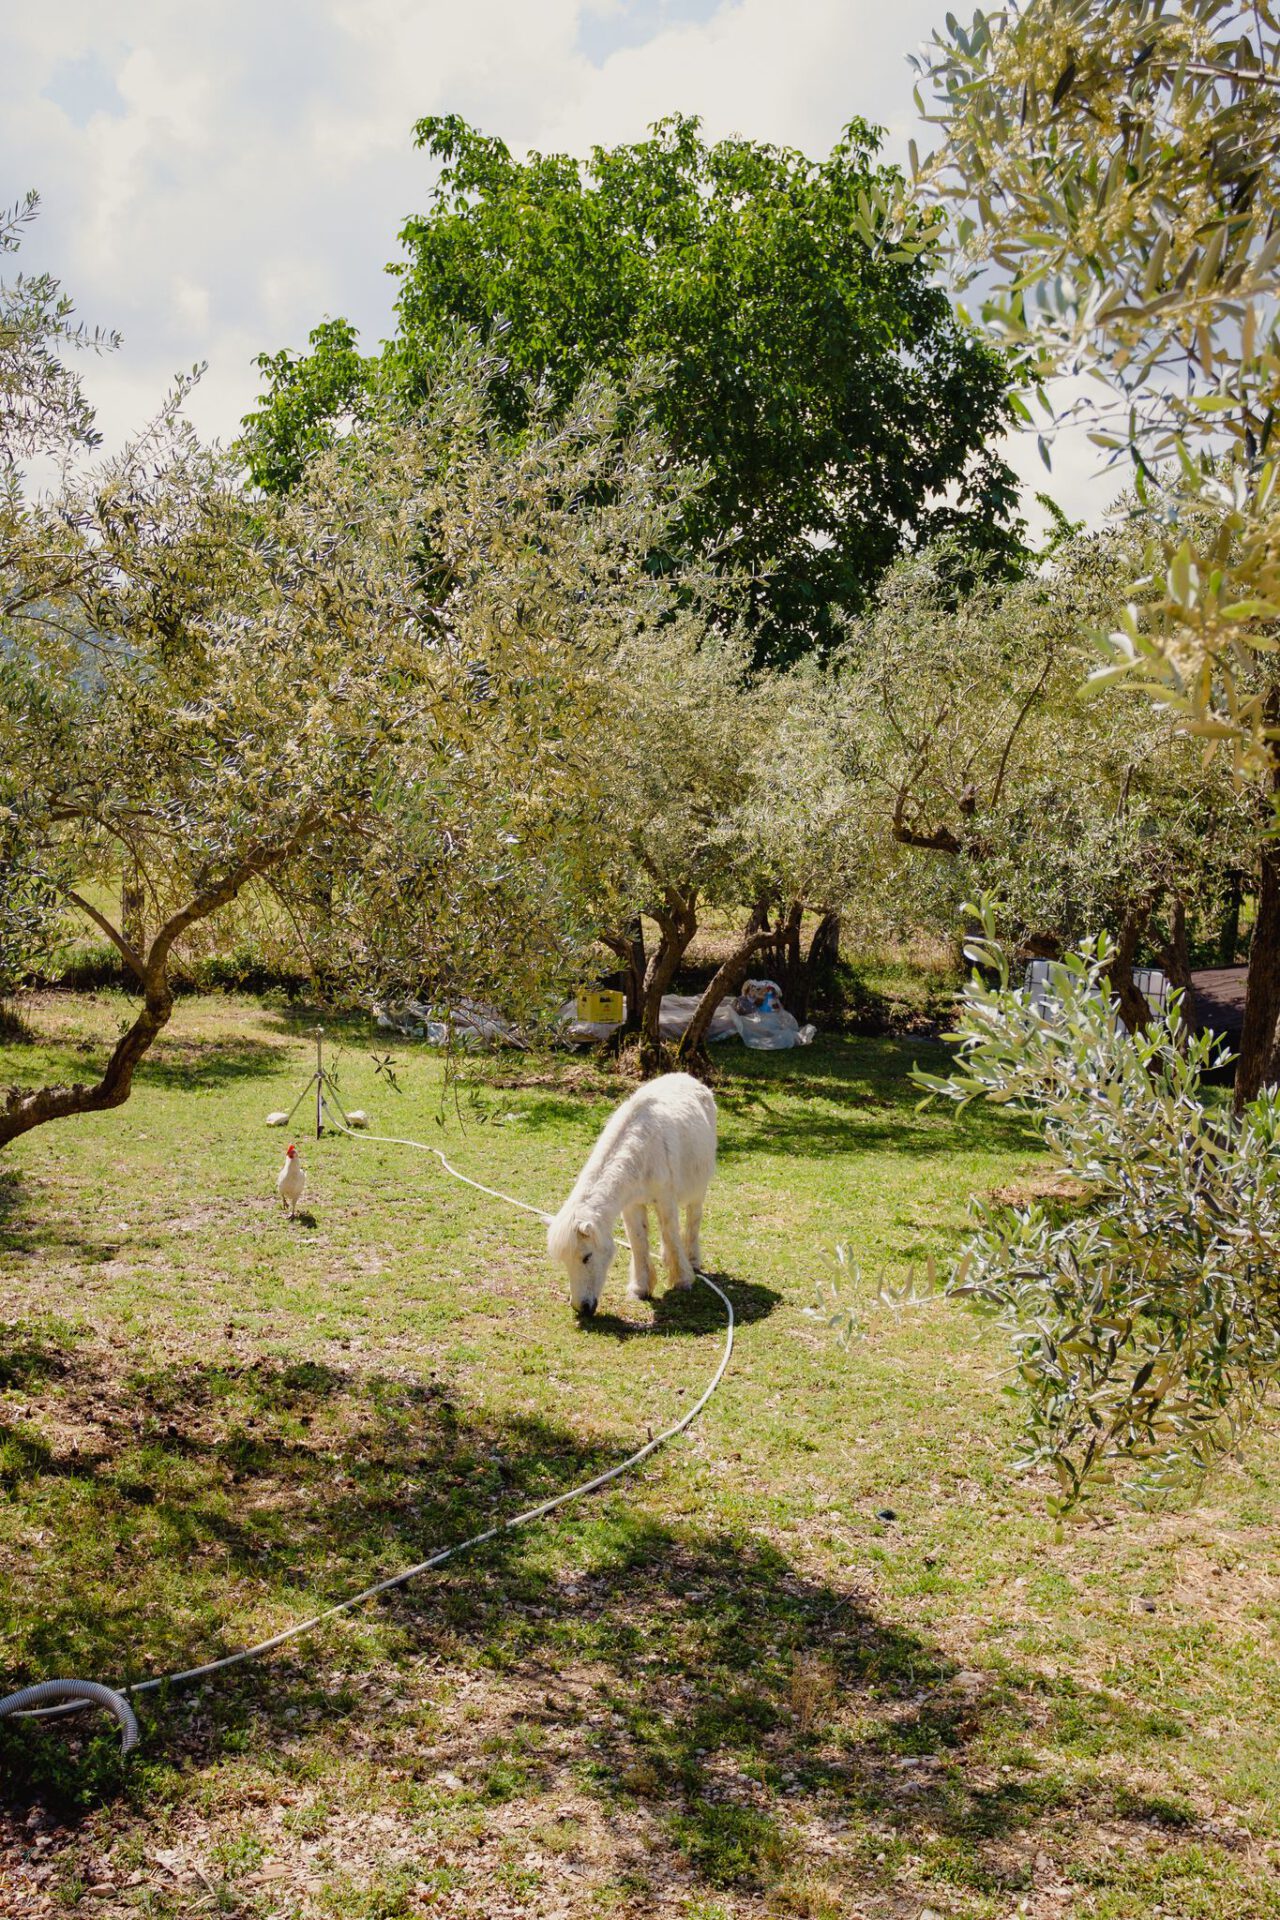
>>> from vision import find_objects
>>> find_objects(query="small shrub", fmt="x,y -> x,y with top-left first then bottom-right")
917,901 -> 1280,1513
787,1652 -> 837,1736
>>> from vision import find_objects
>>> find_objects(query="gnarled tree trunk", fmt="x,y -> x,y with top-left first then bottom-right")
1106,900 -> 1155,1034
1159,895 -> 1195,1042
1,824 -> 318,1150
1236,834 -> 1280,1111
639,887 -> 698,1069
603,916 -> 646,1033
794,910 -> 840,1024
765,902 -> 805,1014
0,975 -> 175,1146
756,903 -> 839,1024
1234,715 -> 1280,1109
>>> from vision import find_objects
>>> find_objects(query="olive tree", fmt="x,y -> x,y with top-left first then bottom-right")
844,532 -> 1248,1025
574,624 -> 875,1065
916,0 -> 1280,1099
0,190 -> 115,458
868,9 -> 1280,1509
690,661 -> 878,1047
576,618 -> 770,1062
0,217 -> 700,1144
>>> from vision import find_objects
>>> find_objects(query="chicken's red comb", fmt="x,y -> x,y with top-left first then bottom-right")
286,1143 -> 296,1155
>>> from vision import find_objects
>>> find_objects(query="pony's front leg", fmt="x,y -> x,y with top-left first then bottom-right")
658,1200 -> 695,1290
624,1204 -> 654,1299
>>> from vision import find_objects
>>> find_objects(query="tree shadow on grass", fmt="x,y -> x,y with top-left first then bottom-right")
263,1005 -> 396,1048
0,1167 -> 149,1267
0,1168 -> 116,1269
0,1336 -> 1184,1910
456,1034 -> 1040,1165
3,1021 -> 287,1103
0,1163 -> 24,1233
0,1317 -> 81,1394
136,1033 -> 284,1092
715,1103 -> 1039,1165
711,1037 -> 1039,1164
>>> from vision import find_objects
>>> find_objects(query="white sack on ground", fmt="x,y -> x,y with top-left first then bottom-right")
657,994 -> 743,1044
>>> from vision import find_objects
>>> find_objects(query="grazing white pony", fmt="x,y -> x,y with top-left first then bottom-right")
547,1072 -> 716,1316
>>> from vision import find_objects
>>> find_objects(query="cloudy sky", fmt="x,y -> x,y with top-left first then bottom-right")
5,0 -> 1106,529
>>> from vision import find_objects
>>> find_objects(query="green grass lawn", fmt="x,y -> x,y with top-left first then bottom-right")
2,993 -> 1279,1919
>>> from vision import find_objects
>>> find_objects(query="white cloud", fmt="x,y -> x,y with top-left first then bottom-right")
1,0 -> 1108,528
999,376 -> 1129,542
541,0 -> 941,157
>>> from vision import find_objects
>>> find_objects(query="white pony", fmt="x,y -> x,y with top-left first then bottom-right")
547,1072 -> 716,1316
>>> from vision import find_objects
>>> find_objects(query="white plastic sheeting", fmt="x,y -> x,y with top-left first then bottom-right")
374,999 -> 528,1048
559,989 -> 815,1050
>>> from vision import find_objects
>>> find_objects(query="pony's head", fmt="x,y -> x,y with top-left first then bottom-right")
547,1208 -> 616,1317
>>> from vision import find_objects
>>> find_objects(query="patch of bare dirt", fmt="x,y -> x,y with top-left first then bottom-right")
989,1171 -> 1090,1208
470,1060 -> 640,1099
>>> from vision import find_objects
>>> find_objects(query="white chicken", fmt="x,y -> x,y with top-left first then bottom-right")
276,1142 -> 307,1218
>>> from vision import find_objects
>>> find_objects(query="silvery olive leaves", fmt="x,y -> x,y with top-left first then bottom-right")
915,1 -> 1280,775
916,900 -> 1280,1514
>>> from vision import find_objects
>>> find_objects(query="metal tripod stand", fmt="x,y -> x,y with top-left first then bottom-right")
272,1027 -> 354,1139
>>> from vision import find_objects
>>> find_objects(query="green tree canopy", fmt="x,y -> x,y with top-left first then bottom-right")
845,532 -> 1248,993
242,114 -> 1022,664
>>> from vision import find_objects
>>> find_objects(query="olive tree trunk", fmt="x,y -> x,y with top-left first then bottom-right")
639,887 -> 698,1069
1233,718 -> 1280,1109
756,903 -> 839,1024
603,917 -> 646,1033
1106,900 -> 1155,1034
1,826 -> 317,1150
794,909 -> 840,1024
1159,895 -> 1195,1043
677,924 -> 776,1063
1236,835 -> 1280,1110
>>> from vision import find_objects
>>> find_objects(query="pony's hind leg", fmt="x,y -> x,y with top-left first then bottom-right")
658,1200 -> 695,1290
624,1204 -> 654,1299
684,1196 -> 704,1272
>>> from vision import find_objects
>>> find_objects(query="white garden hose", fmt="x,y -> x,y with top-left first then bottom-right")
1,1117 -> 734,1753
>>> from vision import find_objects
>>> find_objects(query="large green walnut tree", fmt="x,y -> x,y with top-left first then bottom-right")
241,114 -> 1022,664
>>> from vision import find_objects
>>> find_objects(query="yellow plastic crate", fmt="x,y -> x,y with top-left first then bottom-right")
575,988 -> 625,1025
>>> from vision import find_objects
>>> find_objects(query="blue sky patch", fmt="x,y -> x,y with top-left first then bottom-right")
577,0 -> 725,68
42,51 -> 128,129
